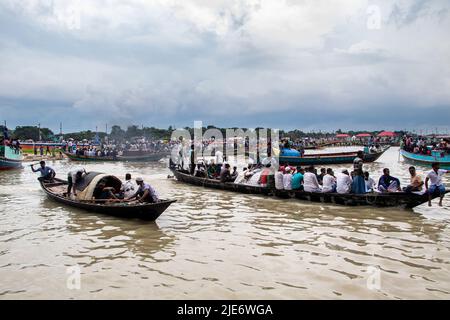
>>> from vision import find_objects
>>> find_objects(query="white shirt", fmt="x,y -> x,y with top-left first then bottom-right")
322,174 -> 336,193
427,169 -> 448,186
283,173 -> 293,190
303,172 -> 321,192
275,171 -> 284,190
121,180 -> 137,198
336,173 -> 352,194
215,151 -> 223,164
68,168 -> 85,181
365,177 -> 376,191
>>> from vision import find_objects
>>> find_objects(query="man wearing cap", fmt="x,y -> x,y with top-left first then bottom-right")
31,161 -> 56,181
128,177 -> 159,203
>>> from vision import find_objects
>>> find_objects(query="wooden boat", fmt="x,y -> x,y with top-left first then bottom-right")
0,145 -> 23,170
39,173 -> 176,220
278,146 -> 390,166
171,168 -> 448,209
400,149 -> 450,169
64,150 -> 170,162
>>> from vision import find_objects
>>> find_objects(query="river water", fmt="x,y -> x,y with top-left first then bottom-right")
0,147 -> 449,299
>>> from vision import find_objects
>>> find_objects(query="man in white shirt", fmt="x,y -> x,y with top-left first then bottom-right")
322,168 -> 337,193
364,171 -> 376,192
425,162 -> 448,207
67,167 -> 86,197
283,167 -> 293,190
275,169 -> 284,190
303,165 -> 322,192
336,169 -> 352,194
120,173 -> 137,199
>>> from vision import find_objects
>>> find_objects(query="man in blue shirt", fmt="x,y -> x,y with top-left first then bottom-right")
378,168 -> 401,192
31,161 -> 55,181
291,167 -> 305,190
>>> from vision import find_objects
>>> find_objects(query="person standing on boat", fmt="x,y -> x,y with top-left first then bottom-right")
128,177 -> 158,203
67,168 -> 86,198
425,163 -> 448,207
351,151 -> 366,194
31,161 -> 55,181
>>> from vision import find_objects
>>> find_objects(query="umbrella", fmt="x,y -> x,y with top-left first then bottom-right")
356,133 -> 371,137
336,133 -> 350,138
378,131 -> 396,137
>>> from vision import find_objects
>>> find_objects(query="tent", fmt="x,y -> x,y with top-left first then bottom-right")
336,133 -> 350,138
378,131 -> 396,137
356,133 -> 371,137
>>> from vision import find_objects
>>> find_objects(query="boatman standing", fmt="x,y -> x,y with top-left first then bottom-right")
425,162 -> 448,207
67,168 -> 86,198
31,161 -> 55,181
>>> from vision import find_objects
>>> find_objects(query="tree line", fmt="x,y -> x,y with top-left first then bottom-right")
1,124 -> 405,142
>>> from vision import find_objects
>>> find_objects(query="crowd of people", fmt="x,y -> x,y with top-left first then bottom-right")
176,146 -> 448,207
402,136 -> 450,155
63,139 -> 172,157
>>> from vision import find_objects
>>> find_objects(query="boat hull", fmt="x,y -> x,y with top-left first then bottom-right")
400,150 -> 450,169
39,178 -> 176,220
279,146 -> 389,166
171,168 -> 447,209
0,157 -> 23,170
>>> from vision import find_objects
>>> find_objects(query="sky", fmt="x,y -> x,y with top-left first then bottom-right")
0,0 -> 449,133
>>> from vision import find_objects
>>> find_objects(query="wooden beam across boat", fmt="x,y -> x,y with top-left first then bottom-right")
170,168 -> 448,209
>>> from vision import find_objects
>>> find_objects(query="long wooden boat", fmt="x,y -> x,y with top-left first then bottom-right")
278,146 -> 390,166
64,150 -> 170,162
400,149 -> 450,169
171,168 -> 448,209
0,145 -> 23,170
39,176 -> 176,220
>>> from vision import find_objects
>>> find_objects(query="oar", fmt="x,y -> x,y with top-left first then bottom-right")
29,162 -> 41,167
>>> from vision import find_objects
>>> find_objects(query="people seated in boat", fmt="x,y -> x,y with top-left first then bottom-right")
291,167 -> 305,190
194,161 -> 207,178
119,173 -> 137,199
259,162 -> 272,188
303,165 -> 322,193
127,177 -> 159,203
403,166 -> 424,193
283,167 -> 293,190
351,151 -> 366,194
378,168 -> 401,193
425,162 -> 448,207
67,168 -> 86,197
336,169 -> 352,194
220,164 -> 234,183
322,168 -> 337,193
364,171 -> 376,192
231,166 -> 238,181
93,181 -> 118,203
31,161 -> 55,181
317,168 -> 326,185
207,159 -> 217,179
275,167 -> 284,190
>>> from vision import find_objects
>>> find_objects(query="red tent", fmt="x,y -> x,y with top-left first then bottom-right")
336,133 -> 350,138
378,131 -> 396,137
356,133 -> 371,137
